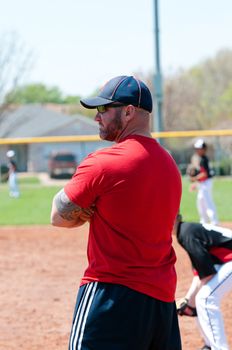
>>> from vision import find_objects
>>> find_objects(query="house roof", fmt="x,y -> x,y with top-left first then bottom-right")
0,104 -> 98,138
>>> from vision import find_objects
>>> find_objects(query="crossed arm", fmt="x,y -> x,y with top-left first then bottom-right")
50,189 -> 94,228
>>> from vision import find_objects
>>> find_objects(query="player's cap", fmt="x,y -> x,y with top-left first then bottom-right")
6,150 -> 15,158
80,75 -> 153,113
194,139 -> 206,149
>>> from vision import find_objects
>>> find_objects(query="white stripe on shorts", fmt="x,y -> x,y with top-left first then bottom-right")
69,282 -> 98,350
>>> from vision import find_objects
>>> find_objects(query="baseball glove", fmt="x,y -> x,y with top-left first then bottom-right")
186,165 -> 199,178
176,298 -> 197,317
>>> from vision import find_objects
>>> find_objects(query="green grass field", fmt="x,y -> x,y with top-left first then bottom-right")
0,176 -> 231,225
0,177 -> 62,225
180,176 -> 232,222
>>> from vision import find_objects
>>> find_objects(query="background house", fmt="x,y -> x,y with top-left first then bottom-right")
0,104 -> 231,175
0,104 -> 110,172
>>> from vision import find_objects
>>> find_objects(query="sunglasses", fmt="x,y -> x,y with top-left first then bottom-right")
97,103 -> 126,114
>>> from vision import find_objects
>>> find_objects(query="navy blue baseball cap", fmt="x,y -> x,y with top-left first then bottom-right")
80,75 -> 153,113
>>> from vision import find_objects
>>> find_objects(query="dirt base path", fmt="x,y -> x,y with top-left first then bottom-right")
0,224 -> 231,350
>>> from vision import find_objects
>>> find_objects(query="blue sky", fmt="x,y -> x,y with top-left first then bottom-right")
0,0 -> 231,96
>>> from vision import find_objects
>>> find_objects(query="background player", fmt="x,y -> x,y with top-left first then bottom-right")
6,150 -> 20,198
174,214 -> 232,350
188,139 -> 218,225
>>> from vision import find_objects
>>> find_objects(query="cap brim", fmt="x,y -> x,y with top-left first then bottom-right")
80,96 -> 113,109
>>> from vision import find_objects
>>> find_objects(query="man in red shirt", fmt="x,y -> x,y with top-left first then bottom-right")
51,75 -> 182,350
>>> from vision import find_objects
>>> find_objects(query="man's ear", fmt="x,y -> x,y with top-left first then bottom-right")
124,105 -> 135,120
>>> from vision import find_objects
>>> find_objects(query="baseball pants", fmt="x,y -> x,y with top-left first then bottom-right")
68,282 -> 182,350
197,179 -> 218,225
195,262 -> 232,350
9,172 -> 20,198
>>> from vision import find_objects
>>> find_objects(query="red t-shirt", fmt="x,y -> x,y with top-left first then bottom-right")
64,135 -> 182,302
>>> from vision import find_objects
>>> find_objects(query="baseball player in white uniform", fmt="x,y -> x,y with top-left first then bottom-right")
6,150 -> 20,198
174,215 -> 232,350
189,139 -> 218,225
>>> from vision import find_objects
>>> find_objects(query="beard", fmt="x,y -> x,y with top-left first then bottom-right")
99,109 -> 123,141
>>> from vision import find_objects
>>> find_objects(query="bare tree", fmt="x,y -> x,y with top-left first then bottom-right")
0,32 -> 34,115
163,49 -> 232,132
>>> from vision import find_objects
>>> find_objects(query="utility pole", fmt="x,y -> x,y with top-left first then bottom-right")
153,0 -> 163,134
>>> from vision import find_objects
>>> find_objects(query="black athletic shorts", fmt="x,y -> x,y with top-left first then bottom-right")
69,282 -> 182,350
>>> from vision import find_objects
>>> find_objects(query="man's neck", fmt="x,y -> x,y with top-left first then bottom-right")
115,128 -> 152,143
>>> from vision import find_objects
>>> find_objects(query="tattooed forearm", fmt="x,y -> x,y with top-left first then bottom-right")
51,189 -> 94,227
54,189 -> 87,222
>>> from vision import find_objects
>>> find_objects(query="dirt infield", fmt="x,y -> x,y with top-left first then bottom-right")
0,224 -> 231,350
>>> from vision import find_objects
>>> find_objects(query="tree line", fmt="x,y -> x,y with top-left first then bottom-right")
162,49 -> 232,131
1,33 -> 232,129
